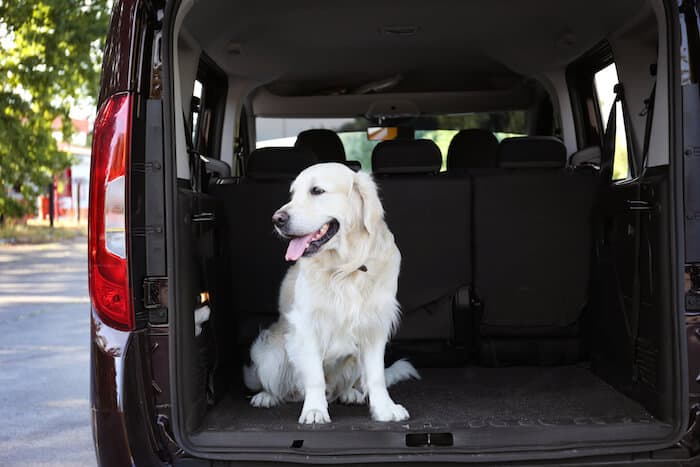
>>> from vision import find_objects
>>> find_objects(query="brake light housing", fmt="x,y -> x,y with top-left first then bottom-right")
88,93 -> 134,331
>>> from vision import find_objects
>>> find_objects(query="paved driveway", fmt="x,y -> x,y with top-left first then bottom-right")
0,238 -> 95,466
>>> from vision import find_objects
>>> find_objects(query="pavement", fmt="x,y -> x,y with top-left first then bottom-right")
0,238 -> 96,466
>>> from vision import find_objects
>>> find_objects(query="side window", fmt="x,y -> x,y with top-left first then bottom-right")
593,63 -> 631,181
189,57 -> 227,159
190,79 -> 204,149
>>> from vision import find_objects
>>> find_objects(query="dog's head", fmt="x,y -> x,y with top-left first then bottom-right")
273,162 -> 383,262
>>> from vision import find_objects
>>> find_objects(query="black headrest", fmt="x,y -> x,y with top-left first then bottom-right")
447,129 -> 499,170
498,136 -> 566,169
295,129 -> 346,162
341,160 -> 362,172
371,139 -> 442,175
247,147 -> 317,180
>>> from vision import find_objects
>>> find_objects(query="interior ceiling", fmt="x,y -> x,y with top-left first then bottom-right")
182,0 -> 651,96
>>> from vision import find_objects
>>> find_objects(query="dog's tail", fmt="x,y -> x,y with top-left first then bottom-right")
243,364 -> 262,392
385,359 -> 420,387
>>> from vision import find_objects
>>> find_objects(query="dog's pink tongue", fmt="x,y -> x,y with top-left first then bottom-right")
285,232 -> 315,261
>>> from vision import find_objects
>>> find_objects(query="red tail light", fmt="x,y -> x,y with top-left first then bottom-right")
88,93 -> 134,331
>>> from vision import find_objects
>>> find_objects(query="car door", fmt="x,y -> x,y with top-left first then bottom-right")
681,0 -> 700,415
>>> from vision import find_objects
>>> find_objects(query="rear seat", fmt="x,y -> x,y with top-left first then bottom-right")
472,136 -> 597,365
212,136 -> 598,367
371,140 -> 471,363
211,147 -> 317,344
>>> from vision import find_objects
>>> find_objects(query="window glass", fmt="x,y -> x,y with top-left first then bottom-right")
190,80 -> 203,146
416,129 -> 525,171
593,63 -> 630,180
255,111 -> 527,172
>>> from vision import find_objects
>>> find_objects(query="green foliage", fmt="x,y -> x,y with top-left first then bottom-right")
0,0 -> 110,218
415,129 -> 458,170
338,132 -> 379,171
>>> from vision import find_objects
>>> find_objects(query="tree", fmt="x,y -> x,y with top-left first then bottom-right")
0,0 -> 110,219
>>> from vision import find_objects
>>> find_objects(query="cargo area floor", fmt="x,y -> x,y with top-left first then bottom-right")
191,366 -> 672,450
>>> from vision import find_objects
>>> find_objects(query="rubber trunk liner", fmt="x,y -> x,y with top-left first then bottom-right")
195,366 -> 666,433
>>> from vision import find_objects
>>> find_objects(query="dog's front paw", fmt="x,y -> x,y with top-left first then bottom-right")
371,402 -> 409,422
250,391 -> 280,408
339,387 -> 365,405
298,407 -> 331,424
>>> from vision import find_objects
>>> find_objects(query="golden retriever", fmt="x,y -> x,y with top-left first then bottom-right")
243,162 -> 419,424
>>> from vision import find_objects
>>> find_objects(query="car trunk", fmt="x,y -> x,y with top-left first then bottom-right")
166,169 -> 683,461
160,0 -> 687,462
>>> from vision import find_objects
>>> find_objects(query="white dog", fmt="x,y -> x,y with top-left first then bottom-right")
243,162 -> 419,424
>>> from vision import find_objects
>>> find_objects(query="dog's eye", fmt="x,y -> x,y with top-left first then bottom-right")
310,186 -> 325,196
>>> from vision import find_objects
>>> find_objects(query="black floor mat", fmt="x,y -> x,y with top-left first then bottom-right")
196,366 -> 659,433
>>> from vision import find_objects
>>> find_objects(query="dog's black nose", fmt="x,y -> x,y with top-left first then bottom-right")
272,210 -> 289,227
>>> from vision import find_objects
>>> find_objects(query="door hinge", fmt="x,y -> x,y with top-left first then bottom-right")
143,276 -> 168,324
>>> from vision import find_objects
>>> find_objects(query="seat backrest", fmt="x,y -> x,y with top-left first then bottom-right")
498,136 -> 566,169
372,139 -> 442,175
447,129 -> 500,171
294,129 -> 346,162
378,176 -> 472,340
212,180 -> 291,343
214,147 -> 317,343
473,137 -> 597,335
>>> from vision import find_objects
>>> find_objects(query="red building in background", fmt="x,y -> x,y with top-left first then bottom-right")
38,117 -> 91,223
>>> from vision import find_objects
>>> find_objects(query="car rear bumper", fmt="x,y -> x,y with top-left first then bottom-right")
90,309 -> 168,466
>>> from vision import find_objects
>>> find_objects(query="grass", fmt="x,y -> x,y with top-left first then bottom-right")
0,222 -> 87,245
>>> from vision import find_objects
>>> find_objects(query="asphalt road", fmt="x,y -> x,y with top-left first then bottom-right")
0,238 -> 96,466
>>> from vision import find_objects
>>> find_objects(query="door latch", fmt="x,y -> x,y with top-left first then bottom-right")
626,200 -> 655,212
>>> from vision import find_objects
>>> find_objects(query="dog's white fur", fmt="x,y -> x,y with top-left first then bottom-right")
243,162 -> 419,424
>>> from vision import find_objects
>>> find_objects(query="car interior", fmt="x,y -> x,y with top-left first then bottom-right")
161,0 -> 686,460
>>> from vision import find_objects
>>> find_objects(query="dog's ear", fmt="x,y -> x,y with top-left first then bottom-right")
353,170 -> 383,235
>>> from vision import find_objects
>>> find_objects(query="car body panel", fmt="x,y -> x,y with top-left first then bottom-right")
89,0 -> 700,464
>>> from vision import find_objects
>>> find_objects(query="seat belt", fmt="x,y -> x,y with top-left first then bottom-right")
184,112 -> 206,192
183,109 -> 218,400
598,69 -> 657,380
631,67 -> 657,382
233,107 -> 249,177
233,137 -> 244,177
638,67 -> 657,175
600,84 -> 621,185
601,66 -> 656,182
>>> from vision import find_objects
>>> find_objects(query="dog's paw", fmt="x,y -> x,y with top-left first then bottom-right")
371,402 -> 410,422
250,391 -> 280,408
298,407 -> 331,424
338,387 -> 365,405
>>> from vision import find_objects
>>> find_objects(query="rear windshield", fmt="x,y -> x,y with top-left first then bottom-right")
255,112 -> 528,171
